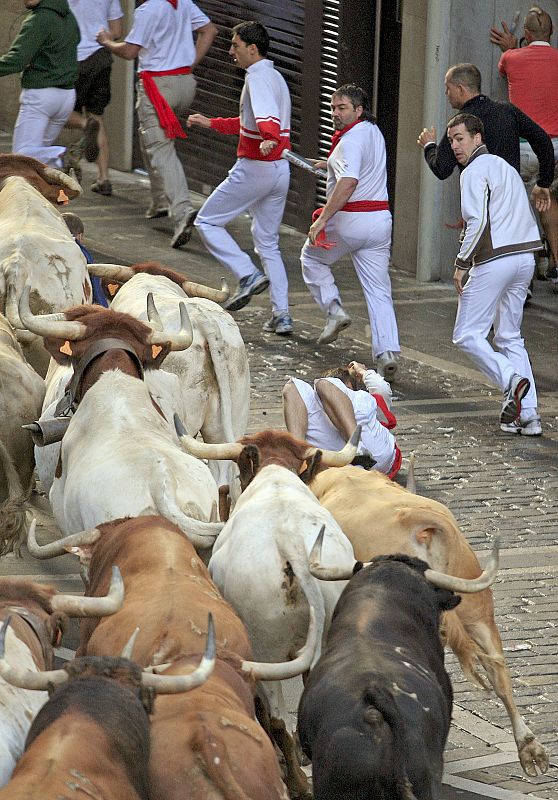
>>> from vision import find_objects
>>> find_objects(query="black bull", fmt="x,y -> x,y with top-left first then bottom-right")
297,554 -> 461,800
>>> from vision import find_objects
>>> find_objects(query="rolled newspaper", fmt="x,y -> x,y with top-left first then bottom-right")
281,149 -> 327,178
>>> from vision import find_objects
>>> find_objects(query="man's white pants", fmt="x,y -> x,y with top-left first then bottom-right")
195,158 -> 290,313
301,209 -> 400,358
13,88 -> 76,167
453,252 -> 538,411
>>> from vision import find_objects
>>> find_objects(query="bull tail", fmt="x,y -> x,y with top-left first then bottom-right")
0,438 -> 28,557
150,458 -> 223,550
281,549 -> 326,668
442,610 -> 503,690
197,313 -> 237,444
362,684 -> 419,800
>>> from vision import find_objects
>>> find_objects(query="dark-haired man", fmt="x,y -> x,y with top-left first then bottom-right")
301,84 -> 400,381
448,112 -> 543,435
188,21 -> 292,332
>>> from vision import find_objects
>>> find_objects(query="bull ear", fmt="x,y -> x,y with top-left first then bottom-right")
238,445 -> 259,491
436,590 -> 461,611
66,545 -> 94,565
299,450 -> 322,484
47,611 -> 68,646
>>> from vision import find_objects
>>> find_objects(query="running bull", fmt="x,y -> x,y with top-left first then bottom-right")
297,530 -> 499,800
309,465 -> 549,776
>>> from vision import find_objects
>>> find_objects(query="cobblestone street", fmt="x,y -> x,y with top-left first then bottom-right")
1,153 -> 557,799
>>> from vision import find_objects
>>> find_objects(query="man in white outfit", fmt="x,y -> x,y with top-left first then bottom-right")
188,21 -> 293,334
97,0 -> 217,248
449,112 -> 545,435
282,361 -> 401,478
301,84 -> 400,382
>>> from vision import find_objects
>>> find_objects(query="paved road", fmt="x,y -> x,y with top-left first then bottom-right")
1,149 -> 557,798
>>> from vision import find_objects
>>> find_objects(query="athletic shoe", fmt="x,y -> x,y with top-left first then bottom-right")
263,312 -> 293,335
145,204 -> 170,219
500,415 -> 542,436
61,144 -> 82,183
317,307 -> 352,345
83,117 -> 100,162
376,351 -> 398,383
500,374 -> 530,424
223,270 -> 270,312
90,179 -> 112,197
171,210 -> 198,249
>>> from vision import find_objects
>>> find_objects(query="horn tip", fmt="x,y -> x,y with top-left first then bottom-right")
350,424 -> 362,447
174,413 -> 188,438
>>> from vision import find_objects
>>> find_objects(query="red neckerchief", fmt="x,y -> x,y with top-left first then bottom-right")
166,0 -> 177,7
328,119 -> 364,156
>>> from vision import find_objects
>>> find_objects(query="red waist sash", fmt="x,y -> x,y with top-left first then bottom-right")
311,200 -> 390,248
139,66 -> 192,139
387,444 -> 402,481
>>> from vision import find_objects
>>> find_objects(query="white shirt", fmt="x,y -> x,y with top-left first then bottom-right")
327,121 -> 389,203
127,0 -> 210,72
69,0 -> 123,61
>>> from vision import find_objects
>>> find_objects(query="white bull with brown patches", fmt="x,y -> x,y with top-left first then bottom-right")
0,177 -> 91,376
309,465 -> 549,777
18,291 -> 223,547
92,263 -> 250,503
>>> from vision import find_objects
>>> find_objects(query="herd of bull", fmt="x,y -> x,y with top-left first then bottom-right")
0,157 -> 551,798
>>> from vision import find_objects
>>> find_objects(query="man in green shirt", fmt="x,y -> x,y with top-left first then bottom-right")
0,0 -> 80,169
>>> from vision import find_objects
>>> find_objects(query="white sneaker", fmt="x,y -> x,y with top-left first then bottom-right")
500,416 -> 542,436
317,307 -> 352,345
376,351 -> 398,383
500,374 -> 530,424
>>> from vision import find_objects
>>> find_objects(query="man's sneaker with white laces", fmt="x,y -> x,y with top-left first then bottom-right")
263,312 -> 293,335
317,307 -> 352,345
500,415 -> 542,436
145,203 -> 170,220
500,374 -> 530,424
223,270 -> 269,312
376,351 -> 398,383
171,210 -> 198,249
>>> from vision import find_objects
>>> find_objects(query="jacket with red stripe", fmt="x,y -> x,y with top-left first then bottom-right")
210,58 -> 291,161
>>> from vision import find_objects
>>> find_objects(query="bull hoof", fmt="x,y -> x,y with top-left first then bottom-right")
519,738 -> 549,776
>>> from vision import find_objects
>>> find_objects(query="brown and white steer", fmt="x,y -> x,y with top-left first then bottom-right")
0,176 -> 91,375
0,154 -> 81,206
0,570 -> 123,786
309,465 -> 549,777
0,615 -> 215,800
28,515 -> 317,800
19,290 -> 223,545
94,262 -> 249,501
0,314 -> 45,555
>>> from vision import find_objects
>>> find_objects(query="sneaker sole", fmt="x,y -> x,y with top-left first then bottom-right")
381,361 -> 398,383
171,211 -> 198,249
145,209 -> 170,220
317,318 -> 352,345
500,378 -> 530,424
275,327 -> 293,336
500,425 -> 542,436
225,278 -> 270,312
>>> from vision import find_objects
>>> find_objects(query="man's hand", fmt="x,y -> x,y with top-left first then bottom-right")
489,21 -> 518,52
308,215 -> 326,245
417,126 -> 436,148
311,159 -> 327,171
348,361 -> 368,380
453,268 -> 467,295
187,113 -> 211,129
260,139 -> 278,156
531,185 -> 552,214
96,28 -> 112,46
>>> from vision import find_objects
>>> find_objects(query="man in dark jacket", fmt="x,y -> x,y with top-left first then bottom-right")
417,62 -> 553,212
0,0 -> 80,169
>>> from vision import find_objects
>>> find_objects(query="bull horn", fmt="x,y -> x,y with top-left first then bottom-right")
405,453 -> 416,493
23,418 -> 71,447
42,166 -> 82,195
121,627 -> 140,659
304,425 -> 361,468
18,283 -> 87,340
51,565 -> 124,616
309,525 -> 355,581
0,617 -> 68,690
174,414 -> 243,461
146,292 -> 163,331
141,613 -> 216,693
182,277 -> 230,304
86,263 -> 136,282
5,281 -> 24,330
27,518 -> 101,559
147,300 -> 193,351
241,606 -> 318,681
424,537 -> 500,594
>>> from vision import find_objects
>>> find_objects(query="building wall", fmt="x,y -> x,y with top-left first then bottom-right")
0,1 -> 26,132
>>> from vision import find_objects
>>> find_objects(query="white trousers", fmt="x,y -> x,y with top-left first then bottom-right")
13,88 -> 76,167
300,209 -> 400,358
452,253 -> 538,410
195,158 -> 290,313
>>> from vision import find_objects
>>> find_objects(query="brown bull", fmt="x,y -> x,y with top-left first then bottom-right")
0,154 -> 81,205
309,465 -> 548,777
28,515 -> 315,799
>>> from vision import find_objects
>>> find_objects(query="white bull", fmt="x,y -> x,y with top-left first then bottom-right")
0,177 -> 91,376
94,268 -> 250,502
175,428 -> 359,732
0,314 -> 45,555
